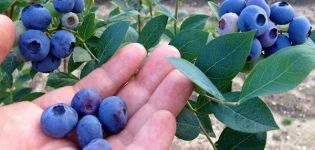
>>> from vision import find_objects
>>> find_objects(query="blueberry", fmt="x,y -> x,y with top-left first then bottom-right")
19,30 -> 50,61
218,13 -> 239,35
264,34 -> 291,57
72,0 -> 85,13
83,139 -> 112,150
51,30 -> 76,58
248,38 -> 262,61
54,0 -> 75,13
41,103 -> 78,138
21,4 -> 52,30
32,52 -> 61,73
288,16 -> 312,45
258,21 -> 278,48
62,12 -> 79,29
71,88 -> 102,117
219,0 -> 246,16
270,1 -> 294,25
14,20 -> 27,43
99,96 -> 128,134
238,5 -> 269,37
77,115 -> 103,147
247,0 -> 270,17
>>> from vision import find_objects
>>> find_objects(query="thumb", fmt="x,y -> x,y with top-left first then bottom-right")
0,15 -> 16,64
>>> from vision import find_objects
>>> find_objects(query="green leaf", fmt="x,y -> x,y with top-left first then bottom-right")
0,0 -> 13,13
68,54 -> 83,73
176,108 -> 200,141
195,95 -> 212,114
138,15 -> 168,50
97,21 -> 129,64
20,92 -> 45,101
108,10 -> 139,23
180,15 -> 209,31
0,72 -> 13,90
72,47 -> 92,62
304,38 -> 315,48
216,128 -> 266,150
124,27 -> 139,43
197,113 -> 216,138
310,31 -> 315,43
78,13 -> 96,41
109,7 -> 120,17
168,58 -> 225,100
195,31 -> 255,91
208,1 -> 220,20
155,5 -> 174,19
210,92 -> 278,133
13,88 -> 32,102
1,51 -> 23,74
169,30 -> 209,62
240,45 -> 315,102
80,60 -> 97,78
47,72 -> 79,89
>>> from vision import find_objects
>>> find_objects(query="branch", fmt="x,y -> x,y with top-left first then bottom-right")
204,95 -> 240,106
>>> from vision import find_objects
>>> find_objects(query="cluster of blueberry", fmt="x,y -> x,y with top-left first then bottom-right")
18,0 -> 84,73
218,0 -> 312,61
41,88 -> 128,150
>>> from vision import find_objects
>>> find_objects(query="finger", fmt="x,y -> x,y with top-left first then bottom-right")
34,43 -> 147,109
0,102 -> 76,149
0,15 -> 15,64
109,110 -> 176,150
125,111 -> 176,150
108,70 -> 193,147
117,45 -> 180,117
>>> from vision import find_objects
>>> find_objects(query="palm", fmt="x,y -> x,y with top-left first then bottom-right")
0,44 -> 193,150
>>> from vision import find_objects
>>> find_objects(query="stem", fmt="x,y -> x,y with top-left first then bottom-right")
200,125 -> 217,150
63,58 -> 68,73
174,0 -> 179,35
9,2 -> 16,19
204,95 -> 240,106
187,101 -> 217,150
149,2 -> 153,18
83,42 -> 100,63
137,0 -> 143,32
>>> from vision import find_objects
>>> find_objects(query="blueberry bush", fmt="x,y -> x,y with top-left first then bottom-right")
1,0 -> 315,149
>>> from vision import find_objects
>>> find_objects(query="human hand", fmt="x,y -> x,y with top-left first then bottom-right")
0,14 -> 15,64
0,43 -> 193,150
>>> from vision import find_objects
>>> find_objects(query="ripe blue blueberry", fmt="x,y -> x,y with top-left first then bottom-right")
77,115 -> 103,147
238,5 -> 269,37
32,53 -> 61,73
62,12 -> 79,29
41,103 -> 78,138
219,0 -> 246,16
21,4 -> 52,30
51,30 -> 76,58
247,0 -> 271,17
83,139 -> 112,150
71,88 -> 102,116
218,13 -> 239,35
99,96 -> 128,134
248,38 -> 262,61
258,21 -> 278,48
270,1 -> 294,25
264,34 -> 291,57
288,16 -> 312,45
19,30 -> 50,61
54,0 -> 75,13
72,0 -> 85,13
